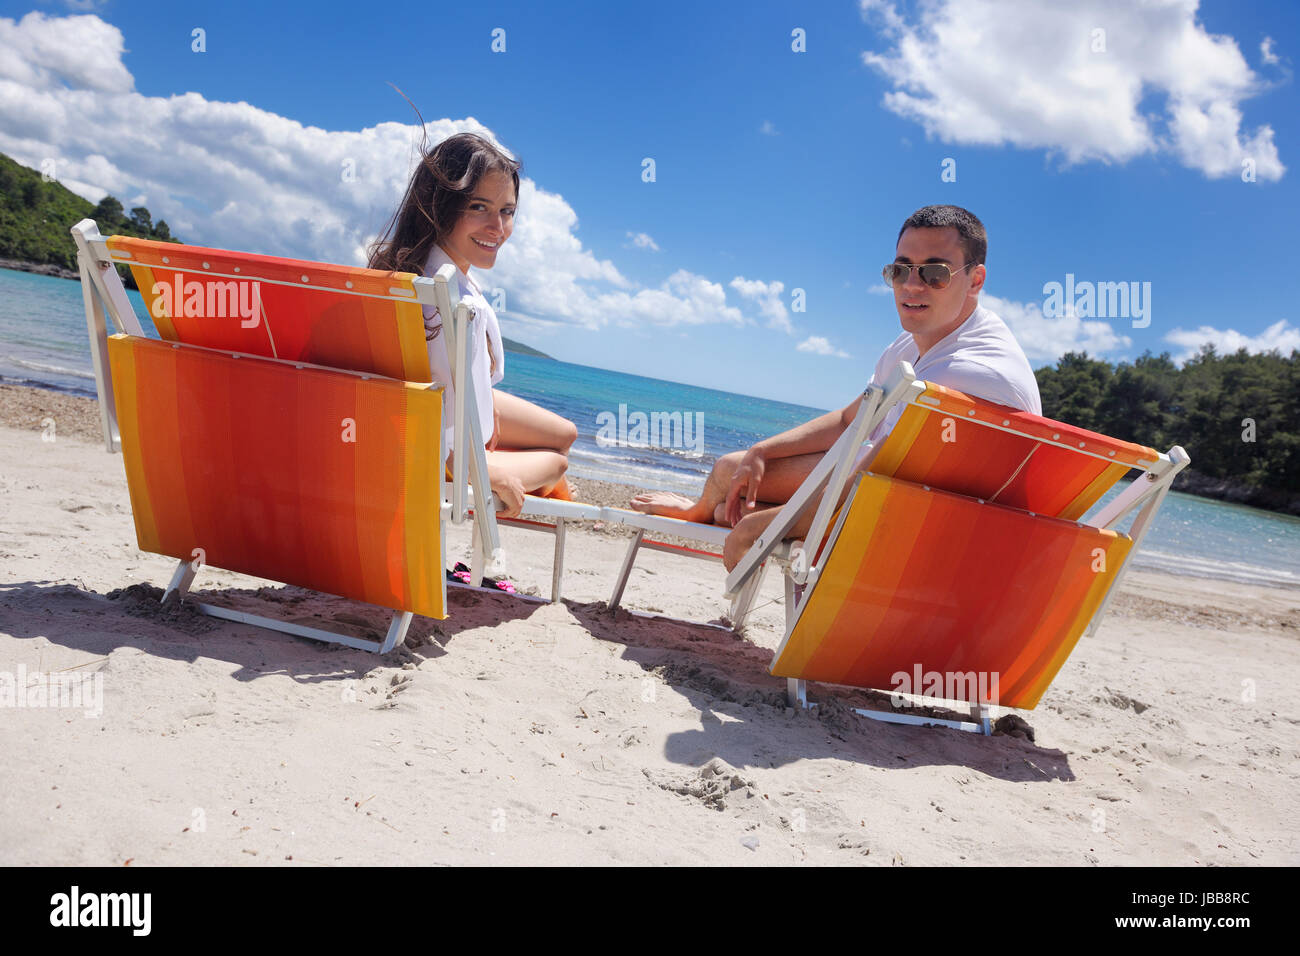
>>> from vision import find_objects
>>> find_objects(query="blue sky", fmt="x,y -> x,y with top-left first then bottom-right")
1,0 -> 1295,408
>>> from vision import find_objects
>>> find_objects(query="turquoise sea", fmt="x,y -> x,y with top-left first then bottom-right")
2,266 -> 1297,590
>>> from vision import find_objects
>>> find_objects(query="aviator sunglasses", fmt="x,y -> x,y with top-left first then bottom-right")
882,260 -> 975,290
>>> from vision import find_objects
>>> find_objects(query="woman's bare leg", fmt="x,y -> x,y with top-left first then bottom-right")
491,389 -> 576,453
484,448 -> 569,496
447,446 -> 568,497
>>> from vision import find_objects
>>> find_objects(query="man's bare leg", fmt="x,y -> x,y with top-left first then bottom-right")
630,451 -> 824,525
722,496 -> 814,571
722,465 -> 866,570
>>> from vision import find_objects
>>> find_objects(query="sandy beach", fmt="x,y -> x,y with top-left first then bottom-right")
1,384 -> 1297,866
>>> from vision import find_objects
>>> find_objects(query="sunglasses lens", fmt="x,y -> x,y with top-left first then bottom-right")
883,264 -> 904,285
918,264 -> 953,289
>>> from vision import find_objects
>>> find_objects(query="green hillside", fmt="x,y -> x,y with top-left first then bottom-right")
502,337 -> 553,360
0,153 -> 176,275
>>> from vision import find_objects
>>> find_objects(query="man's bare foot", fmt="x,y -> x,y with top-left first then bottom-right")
629,490 -> 712,522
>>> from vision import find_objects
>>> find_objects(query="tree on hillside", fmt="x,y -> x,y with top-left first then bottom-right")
92,195 -> 125,227
1099,351 -> 1176,449
1034,352 -> 1113,432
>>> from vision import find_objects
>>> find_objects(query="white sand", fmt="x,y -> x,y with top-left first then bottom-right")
1,419 -> 1297,866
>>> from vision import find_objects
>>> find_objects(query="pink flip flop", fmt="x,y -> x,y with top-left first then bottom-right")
447,562 -> 516,594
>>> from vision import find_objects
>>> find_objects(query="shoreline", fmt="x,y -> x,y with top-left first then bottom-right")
0,258 -> 79,281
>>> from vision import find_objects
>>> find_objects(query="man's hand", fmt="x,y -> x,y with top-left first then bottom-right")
490,472 -> 527,519
724,446 -> 766,527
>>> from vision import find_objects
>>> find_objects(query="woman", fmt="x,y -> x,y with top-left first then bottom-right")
369,132 -> 576,519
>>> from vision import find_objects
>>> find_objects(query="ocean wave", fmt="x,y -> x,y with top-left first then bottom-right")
568,456 -> 702,494
572,442 -> 710,475
0,374 -> 98,399
2,355 -> 95,380
1133,547 -> 1300,589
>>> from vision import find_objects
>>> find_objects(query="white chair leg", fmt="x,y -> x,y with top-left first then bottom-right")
470,522 -> 487,584
163,558 -> 196,602
728,560 -> 765,630
971,702 -> 993,735
608,528 -> 644,611
787,678 -> 808,709
379,611 -> 414,653
551,517 -> 566,603
784,571 -> 800,631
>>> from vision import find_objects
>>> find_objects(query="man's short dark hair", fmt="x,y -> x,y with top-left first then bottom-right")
898,205 -> 987,266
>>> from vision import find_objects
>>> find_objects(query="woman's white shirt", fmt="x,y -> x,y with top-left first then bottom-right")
421,244 -> 505,460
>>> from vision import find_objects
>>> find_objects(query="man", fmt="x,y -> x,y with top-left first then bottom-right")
630,204 -> 1041,570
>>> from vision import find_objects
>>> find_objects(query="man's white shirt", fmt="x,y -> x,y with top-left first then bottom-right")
860,304 -> 1042,459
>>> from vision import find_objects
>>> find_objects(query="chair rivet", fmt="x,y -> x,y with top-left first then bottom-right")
301,275 -> 309,283
1052,433 -> 1060,440
1079,442 -> 1086,448
162,256 -> 170,264
202,262 -> 210,269
233,266 -> 240,273
1002,419 -> 1010,426
346,281 -> 354,289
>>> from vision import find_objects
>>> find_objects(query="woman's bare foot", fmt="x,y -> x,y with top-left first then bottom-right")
629,490 -> 712,522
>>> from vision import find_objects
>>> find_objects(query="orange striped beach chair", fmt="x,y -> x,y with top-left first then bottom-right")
724,361 -> 1189,734
71,218 -> 502,652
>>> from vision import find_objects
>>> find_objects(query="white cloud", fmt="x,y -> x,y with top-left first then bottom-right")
730,277 -> 792,333
0,11 -> 765,336
1260,37 -> 1279,66
981,293 -> 1131,362
626,231 -> 659,251
859,0 -> 1284,181
587,270 -> 748,331
0,11 -> 131,93
868,282 -> 893,295
797,335 -> 850,358
1164,319 -> 1300,361
760,120 -> 779,136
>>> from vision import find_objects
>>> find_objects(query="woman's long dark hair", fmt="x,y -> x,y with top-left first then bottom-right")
368,130 -> 521,275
